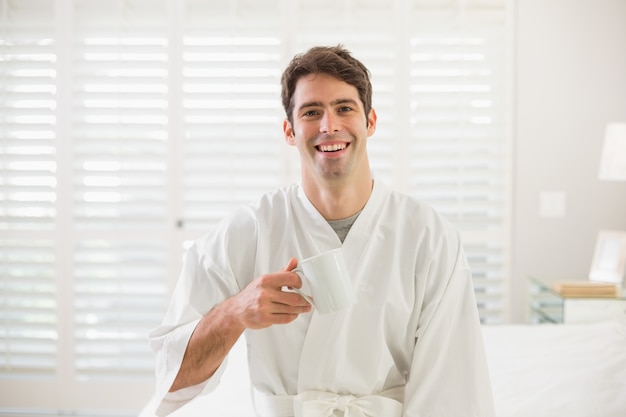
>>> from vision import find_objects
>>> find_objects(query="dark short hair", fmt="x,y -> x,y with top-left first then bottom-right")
280,45 -> 373,125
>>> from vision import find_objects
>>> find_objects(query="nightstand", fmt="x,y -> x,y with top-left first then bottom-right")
528,276 -> 626,324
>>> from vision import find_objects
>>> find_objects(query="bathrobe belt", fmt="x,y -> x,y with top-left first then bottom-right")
252,386 -> 404,417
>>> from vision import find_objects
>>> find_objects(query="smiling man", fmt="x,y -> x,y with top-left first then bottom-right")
284,72 -> 375,220
149,45 -> 495,417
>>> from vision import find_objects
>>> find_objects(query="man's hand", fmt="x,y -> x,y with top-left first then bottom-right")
169,258 -> 311,392
228,257 -> 312,329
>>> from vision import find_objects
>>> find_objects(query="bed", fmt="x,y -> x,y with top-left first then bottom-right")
140,319 -> 626,417
483,319 -> 626,417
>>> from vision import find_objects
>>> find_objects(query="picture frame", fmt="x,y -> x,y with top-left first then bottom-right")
589,230 -> 626,285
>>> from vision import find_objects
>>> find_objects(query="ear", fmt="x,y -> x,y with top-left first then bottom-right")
283,119 -> 296,146
366,108 -> 377,137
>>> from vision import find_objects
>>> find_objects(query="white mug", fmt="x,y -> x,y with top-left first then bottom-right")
291,248 -> 357,315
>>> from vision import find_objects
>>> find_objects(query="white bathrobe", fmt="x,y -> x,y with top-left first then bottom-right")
149,181 -> 495,417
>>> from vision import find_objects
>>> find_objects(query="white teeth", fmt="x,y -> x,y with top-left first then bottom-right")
319,143 -> 347,152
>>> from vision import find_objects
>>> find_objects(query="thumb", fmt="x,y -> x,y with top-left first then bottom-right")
283,257 -> 298,272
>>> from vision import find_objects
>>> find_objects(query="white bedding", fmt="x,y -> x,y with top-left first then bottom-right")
140,319 -> 626,417
482,319 -> 626,417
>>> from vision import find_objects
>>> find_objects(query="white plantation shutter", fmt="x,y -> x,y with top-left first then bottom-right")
71,1 -> 170,381
73,240 -> 167,378
407,8 -> 510,322
70,0 -> 173,404
181,2 -> 286,229
0,0 -> 511,413
0,0 -> 58,378
69,0 -> 170,393
72,3 -> 169,231
1,0 -> 169,411
0,240 -> 57,376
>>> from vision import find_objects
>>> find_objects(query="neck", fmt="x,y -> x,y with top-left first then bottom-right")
302,175 -> 374,220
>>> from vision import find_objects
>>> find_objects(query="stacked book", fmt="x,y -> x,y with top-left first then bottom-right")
551,281 -> 621,298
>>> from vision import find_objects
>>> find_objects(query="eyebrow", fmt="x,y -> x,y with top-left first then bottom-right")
297,98 -> 359,112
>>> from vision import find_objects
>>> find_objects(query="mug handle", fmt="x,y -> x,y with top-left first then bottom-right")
290,268 -> 315,306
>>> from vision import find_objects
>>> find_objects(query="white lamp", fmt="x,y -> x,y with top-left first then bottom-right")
589,123 -> 626,287
598,122 -> 626,181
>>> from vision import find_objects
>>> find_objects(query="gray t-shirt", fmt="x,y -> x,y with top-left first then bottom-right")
326,210 -> 362,243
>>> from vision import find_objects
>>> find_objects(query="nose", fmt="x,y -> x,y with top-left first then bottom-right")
320,112 -> 340,134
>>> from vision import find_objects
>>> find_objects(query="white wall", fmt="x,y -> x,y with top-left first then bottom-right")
512,0 -> 626,321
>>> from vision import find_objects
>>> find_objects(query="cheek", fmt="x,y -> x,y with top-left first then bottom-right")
295,126 -> 317,143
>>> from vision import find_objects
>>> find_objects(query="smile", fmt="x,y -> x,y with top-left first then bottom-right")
316,143 -> 348,152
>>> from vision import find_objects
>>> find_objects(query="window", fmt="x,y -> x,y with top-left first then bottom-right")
0,0 -> 511,413
1,0 -> 58,387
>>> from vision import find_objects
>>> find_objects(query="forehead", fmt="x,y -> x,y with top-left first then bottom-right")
292,73 -> 362,107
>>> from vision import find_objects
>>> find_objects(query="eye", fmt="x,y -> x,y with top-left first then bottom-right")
338,106 -> 353,113
302,109 -> 319,117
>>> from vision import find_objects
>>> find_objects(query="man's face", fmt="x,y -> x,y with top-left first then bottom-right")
283,73 -> 376,187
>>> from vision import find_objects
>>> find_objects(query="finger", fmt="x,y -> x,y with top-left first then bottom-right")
251,291 -> 311,325
269,303 -> 312,320
283,257 -> 298,272
282,258 -> 303,290
258,271 -> 302,290
275,290 -> 312,308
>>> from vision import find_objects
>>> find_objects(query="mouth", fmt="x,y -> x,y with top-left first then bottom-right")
316,143 -> 349,153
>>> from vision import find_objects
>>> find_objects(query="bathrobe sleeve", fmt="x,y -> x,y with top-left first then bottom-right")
403,235 -> 495,417
148,209 -> 259,416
